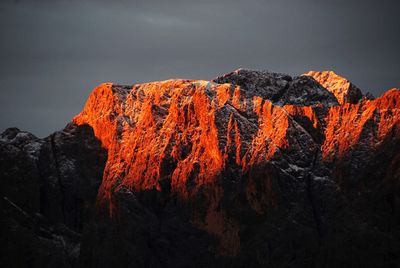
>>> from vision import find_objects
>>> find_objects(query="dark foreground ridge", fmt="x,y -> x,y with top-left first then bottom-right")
1,69 -> 399,267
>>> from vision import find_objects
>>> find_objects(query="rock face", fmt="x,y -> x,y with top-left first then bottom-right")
0,124 -> 107,267
304,70 -> 365,104
214,69 -> 338,106
1,69 -> 400,267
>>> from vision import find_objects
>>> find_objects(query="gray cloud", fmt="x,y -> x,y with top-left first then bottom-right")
1,0 -> 399,137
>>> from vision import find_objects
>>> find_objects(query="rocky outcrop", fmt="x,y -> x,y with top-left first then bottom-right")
1,69 -> 399,267
214,69 -> 338,106
304,70 -> 365,104
0,124 -> 107,267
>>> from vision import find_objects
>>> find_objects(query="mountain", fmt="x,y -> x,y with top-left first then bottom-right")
1,69 -> 399,267
304,70 -> 365,104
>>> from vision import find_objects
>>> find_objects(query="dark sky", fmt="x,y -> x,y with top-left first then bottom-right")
1,0 -> 399,137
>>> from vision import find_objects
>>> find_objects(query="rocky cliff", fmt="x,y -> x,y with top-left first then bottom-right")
1,69 -> 399,267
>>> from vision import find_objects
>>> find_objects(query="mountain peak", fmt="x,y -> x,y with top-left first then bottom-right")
213,69 -> 338,106
304,70 -> 364,104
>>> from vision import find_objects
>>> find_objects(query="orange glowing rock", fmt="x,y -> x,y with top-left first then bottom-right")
73,79 -> 399,191
305,71 -> 363,104
321,89 -> 400,160
72,73 -> 400,256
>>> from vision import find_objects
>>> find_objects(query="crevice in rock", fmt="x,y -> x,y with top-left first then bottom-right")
305,150 -> 323,244
50,133 -> 66,222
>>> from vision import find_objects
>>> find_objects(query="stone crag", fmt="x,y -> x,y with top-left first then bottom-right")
1,69 -> 400,267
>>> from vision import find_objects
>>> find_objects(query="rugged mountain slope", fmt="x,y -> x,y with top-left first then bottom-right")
1,69 -> 400,267
0,124 -> 107,267
304,70 -> 365,104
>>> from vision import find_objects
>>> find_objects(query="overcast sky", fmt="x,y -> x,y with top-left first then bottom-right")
0,0 -> 399,137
